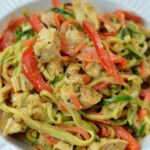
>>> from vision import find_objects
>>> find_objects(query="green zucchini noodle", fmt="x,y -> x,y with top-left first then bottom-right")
0,0 -> 150,149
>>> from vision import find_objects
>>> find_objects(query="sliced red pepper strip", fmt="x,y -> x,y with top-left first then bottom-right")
1,30 -> 14,50
5,16 -> 28,31
11,17 -> 28,30
115,10 -> 143,24
22,46 -> 53,93
83,21 -> 124,84
114,126 -> 140,150
30,14 -> 45,33
0,17 -> 28,51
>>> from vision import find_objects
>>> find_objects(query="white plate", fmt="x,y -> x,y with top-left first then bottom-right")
0,0 -> 150,149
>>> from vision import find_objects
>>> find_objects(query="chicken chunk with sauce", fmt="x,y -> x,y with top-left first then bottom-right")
34,28 -> 61,63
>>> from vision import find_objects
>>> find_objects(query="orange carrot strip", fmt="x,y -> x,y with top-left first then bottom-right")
72,42 -> 85,54
23,38 -> 35,47
62,56 -> 73,63
82,74 -> 91,85
82,53 -> 93,69
144,92 -> 150,103
100,126 -> 110,137
139,63 -> 146,77
59,104 -> 67,111
57,125 -> 90,139
94,82 -> 109,92
106,12 -> 126,28
138,109 -> 148,121
53,13 -> 64,29
61,19 -> 76,32
98,15 -> 116,30
42,133 -> 59,146
52,0 -> 60,8
115,12 -> 126,28
70,93 -> 83,110
114,127 -> 140,150
99,32 -> 117,40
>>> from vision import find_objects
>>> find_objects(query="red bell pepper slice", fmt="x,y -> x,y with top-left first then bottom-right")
114,126 -> 140,150
1,30 -> 14,50
115,10 -> 143,24
30,14 -> 45,33
83,21 -> 124,84
22,46 -> 53,93
0,17 -> 28,51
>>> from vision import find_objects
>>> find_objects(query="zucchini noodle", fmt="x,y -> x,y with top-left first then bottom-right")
0,0 -> 150,149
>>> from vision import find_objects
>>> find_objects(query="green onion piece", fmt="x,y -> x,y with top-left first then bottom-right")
51,8 -> 74,18
127,48 -> 142,60
15,28 -> 34,41
103,95 -> 133,105
51,75 -> 63,86
120,28 -> 129,40
138,123 -> 145,137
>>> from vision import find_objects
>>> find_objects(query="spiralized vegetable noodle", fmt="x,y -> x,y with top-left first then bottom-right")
0,0 -> 150,150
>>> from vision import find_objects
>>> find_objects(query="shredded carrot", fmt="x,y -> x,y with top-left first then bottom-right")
144,92 -> 150,103
80,147 -> 86,150
57,125 -> 90,139
59,104 -> 67,111
23,38 -> 35,47
53,13 -> 60,29
106,12 -> 126,28
114,126 -> 140,150
94,82 -> 109,92
100,125 -> 110,137
70,93 -> 83,110
60,35 -> 70,55
139,63 -> 146,78
52,0 -> 60,8
42,133 -> 59,146
99,32 -> 117,40
109,51 -> 128,69
116,12 -> 126,28
30,13 -> 45,33
62,56 -> 73,63
72,42 -> 85,54
138,109 -> 147,121
61,19 -> 76,32
82,74 -> 91,85
53,13 -> 64,29
98,15 -> 116,30
82,53 -> 93,69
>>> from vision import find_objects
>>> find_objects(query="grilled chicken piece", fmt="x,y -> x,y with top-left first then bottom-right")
60,83 -> 101,109
41,11 -> 56,28
65,26 -> 85,48
45,58 -> 64,81
72,0 -> 99,30
34,28 -> 61,63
